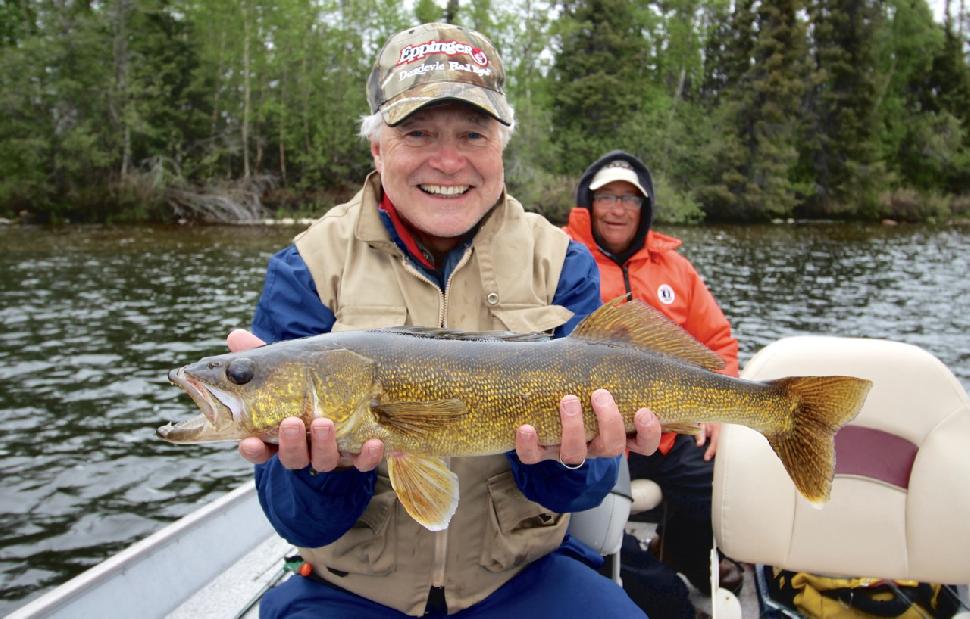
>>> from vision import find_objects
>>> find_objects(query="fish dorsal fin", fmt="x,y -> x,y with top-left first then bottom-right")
377,326 -> 550,343
374,400 -> 469,447
571,296 -> 725,372
387,454 -> 459,530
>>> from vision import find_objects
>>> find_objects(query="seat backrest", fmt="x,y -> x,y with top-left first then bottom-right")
567,453 -> 632,556
713,336 -> 970,584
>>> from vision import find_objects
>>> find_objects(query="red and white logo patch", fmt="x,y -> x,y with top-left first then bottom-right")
397,39 -> 489,67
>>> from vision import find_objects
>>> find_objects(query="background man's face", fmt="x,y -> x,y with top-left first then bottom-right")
371,103 -> 504,251
591,180 -> 643,255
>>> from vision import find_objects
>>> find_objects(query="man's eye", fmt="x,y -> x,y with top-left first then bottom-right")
405,130 -> 429,139
464,131 -> 490,146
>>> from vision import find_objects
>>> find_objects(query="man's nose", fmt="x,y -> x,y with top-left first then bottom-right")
428,138 -> 466,174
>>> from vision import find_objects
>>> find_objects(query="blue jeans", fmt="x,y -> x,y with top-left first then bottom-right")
260,547 -> 647,618
628,433 -> 716,591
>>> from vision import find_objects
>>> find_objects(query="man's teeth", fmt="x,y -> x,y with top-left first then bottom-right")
420,184 -> 469,196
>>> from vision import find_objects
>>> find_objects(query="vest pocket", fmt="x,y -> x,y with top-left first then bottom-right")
320,474 -> 396,576
332,304 -> 407,331
479,470 -> 565,572
488,304 -> 574,334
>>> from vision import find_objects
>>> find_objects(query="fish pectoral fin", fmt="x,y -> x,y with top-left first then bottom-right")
659,422 -> 701,436
374,399 -> 468,442
570,296 -> 725,372
387,454 -> 459,531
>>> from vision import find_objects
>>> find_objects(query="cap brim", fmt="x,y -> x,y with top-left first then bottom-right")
590,179 -> 649,198
380,82 -> 513,127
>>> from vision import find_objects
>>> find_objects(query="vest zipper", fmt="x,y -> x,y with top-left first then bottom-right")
398,257 -> 446,326
431,248 -> 473,589
399,247 -> 472,591
439,248 -> 473,329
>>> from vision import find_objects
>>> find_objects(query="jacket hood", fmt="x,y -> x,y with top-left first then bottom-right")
574,150 -> 655,265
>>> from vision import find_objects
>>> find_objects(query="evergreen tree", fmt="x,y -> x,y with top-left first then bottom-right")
920,15 -> 970,194
876,0 -> 961,194
698,0 -> 807,220
124,1 -> 210,180
698,0 -> 734,106
799,0 -> 886,216
548,0 -> 651,174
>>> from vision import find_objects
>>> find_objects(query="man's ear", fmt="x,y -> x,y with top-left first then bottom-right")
371,140 -> 383,174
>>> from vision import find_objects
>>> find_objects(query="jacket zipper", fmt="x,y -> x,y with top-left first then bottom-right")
621,264 -> 632,297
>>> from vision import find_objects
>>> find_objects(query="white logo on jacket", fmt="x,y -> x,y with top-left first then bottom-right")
657,284 -> 676,305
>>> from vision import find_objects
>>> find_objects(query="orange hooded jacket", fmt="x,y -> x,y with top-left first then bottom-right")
564,207 -> 739,454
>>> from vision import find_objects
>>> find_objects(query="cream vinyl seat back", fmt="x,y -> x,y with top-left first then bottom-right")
713,336 -> 970,584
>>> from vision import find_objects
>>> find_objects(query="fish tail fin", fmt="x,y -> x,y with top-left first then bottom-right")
764,376 -> 873,503
387,454 -> 459,531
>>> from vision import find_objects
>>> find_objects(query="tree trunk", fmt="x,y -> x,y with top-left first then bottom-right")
241,0 -> 252,179
112,0 -> 132,177
279,64 -> 287,185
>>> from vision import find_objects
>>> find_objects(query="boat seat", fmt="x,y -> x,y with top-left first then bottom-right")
630,478 -> 663,514
566,454 -> 664,586
712,336 -> 970,612
566,453 -> 633,583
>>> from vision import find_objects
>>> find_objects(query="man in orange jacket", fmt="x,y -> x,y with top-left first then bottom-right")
564,151 -> 743,607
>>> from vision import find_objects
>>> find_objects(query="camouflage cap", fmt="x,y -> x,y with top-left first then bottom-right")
367,23 -> 513,127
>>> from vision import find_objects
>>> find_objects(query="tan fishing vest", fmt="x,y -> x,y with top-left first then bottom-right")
292,172 -> 575,615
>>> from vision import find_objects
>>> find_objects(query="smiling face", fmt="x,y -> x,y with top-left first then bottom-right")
591,180 -> 644,256
371,103 -> 505,254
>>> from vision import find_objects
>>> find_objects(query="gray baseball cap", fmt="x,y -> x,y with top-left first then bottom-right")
366,23 -> 513,126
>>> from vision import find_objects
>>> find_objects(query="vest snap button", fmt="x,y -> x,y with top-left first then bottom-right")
486,292 -> 499,305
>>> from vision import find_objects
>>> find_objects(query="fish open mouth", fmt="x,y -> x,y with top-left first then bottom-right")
168,367 -> 223,423
161,367 -> 244,443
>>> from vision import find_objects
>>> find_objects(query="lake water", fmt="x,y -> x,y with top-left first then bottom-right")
1,222 -> 967,613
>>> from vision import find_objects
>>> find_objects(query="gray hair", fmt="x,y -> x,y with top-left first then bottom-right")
358,107 -> 516,149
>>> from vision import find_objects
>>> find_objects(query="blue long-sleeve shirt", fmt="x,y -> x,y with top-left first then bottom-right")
251,233 -> 618,548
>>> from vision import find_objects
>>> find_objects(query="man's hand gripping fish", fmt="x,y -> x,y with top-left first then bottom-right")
160,298 -> 872,531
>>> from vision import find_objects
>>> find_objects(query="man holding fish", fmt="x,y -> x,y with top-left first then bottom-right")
164,20 -> 869,617
231,22 -> 662,618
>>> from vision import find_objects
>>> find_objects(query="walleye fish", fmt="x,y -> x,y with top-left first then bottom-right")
160,298 -> 871,531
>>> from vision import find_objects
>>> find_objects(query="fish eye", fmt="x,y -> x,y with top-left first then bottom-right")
226,358 -> 255,385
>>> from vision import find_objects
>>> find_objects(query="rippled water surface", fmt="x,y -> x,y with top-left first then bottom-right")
1,223 -> 967,612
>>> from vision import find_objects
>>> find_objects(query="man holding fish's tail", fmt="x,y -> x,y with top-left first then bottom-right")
230,23 -> 661,619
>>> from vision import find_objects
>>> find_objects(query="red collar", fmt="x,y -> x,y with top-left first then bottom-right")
379,194 -> 435,270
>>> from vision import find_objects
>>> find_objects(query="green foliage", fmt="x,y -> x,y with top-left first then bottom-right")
506,165 -> 576,226
652,170 -> 704,224
0,0 -> 966,223
798,0 -> 888,216
549,0 -> 653,174
414,0 -> 442,24
699,0 -> 807,220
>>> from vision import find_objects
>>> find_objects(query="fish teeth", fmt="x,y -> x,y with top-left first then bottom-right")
420,184 -> 469,196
